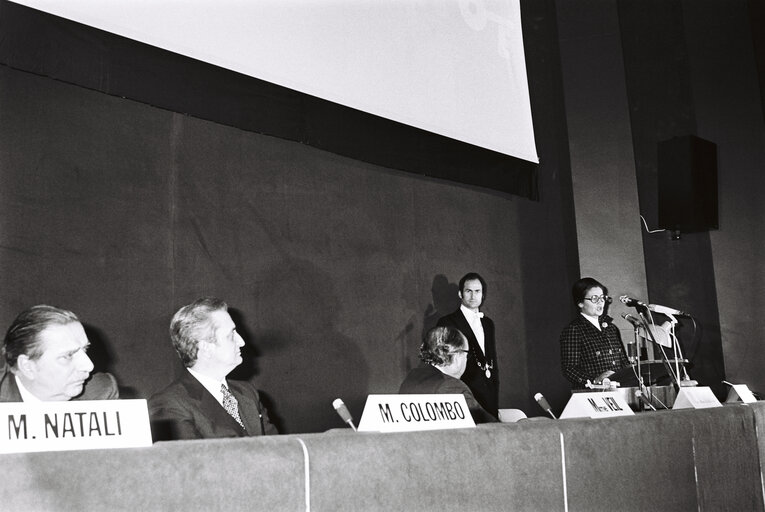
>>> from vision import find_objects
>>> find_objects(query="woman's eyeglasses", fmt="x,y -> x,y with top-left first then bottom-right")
584,295 -> 611,304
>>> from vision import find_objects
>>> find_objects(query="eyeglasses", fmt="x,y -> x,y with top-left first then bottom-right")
584,295 -> 611,304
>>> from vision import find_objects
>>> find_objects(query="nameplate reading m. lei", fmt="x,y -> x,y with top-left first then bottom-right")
559,391 -> 635,419
0,399 -> 152,454
357,394 -> 476,432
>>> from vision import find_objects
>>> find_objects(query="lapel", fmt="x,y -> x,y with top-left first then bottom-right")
0,370 -> 22,402
229,380 -> 262,435
577,315 -> 607,340
180,371 -> 247,435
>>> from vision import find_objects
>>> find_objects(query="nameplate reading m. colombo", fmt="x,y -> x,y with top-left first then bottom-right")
358,394 -> 476,432
0,399 -> 152,453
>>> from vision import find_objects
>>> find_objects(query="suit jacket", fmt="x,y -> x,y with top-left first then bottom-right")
559,314 -> 630,388
437,309 -> 499,417
0,370 -> 119,402
148,369 -> 278,441
399,363 -> 497,423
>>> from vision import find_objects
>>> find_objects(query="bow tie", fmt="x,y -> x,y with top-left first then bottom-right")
473,311 -> 484,319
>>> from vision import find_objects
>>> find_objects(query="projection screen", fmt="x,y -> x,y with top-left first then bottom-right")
9,0 -> 538,164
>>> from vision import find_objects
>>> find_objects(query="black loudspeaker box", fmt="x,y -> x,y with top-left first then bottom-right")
657,135 -> 718,232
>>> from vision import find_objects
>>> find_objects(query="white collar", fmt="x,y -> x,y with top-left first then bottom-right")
460,304 -> 484,319
580,312 -> 601,330
188,368 -> 228,403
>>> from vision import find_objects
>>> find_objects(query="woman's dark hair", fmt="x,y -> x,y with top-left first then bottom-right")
571,277 -> 608,305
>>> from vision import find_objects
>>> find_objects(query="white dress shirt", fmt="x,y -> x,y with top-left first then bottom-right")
460,304 -> 486,354
188,368 -> 229,407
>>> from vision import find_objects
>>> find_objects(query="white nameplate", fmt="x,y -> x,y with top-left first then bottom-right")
725,384 -> 757,404
0,399 -> 152,454
560,391 -> 635,419
358,394 -> 476,432
673,386 -> 722,409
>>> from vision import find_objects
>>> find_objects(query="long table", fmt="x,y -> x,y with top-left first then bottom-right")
2,403 -> 764,511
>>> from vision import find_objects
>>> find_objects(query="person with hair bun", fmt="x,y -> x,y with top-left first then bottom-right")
560,277 -> 630,389
399,326 -> 497,423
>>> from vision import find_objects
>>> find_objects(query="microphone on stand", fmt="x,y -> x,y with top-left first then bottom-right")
621,313 -> 641,327
534,393 -> 557,419
332,398 -> 357,431
619,295 -> 648,309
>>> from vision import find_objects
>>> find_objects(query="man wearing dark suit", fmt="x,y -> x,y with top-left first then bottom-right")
149,297 -> 277,440
436,272 -> 499,418
0,305 -> 119,402
399,326 -> 497,423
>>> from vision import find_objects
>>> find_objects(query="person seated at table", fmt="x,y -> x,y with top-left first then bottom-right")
399,326 -> 497,423
149,297 -> 277,440
560,277 -> 630,389
1,305 -> 118,401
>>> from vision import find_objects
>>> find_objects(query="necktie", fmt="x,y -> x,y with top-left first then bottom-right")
221,384 -> 246,430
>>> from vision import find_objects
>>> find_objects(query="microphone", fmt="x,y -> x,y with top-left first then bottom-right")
534,393 -> 557,419
619,295 -> 648,309
332,398 -> 357,431
621,313 -> 641,327
634,389 -> 657,411
648,303 -> 689,317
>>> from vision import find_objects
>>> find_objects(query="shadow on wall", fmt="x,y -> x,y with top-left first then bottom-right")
423,274 -> 461,339
228,258 -> 369,434
382,273 -> 462,384
397,274 -> 462,376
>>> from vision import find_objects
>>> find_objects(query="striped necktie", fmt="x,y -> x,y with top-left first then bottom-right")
221,384 -> 246,430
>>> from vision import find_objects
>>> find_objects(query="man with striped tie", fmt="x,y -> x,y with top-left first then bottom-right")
149,297 -> 277,440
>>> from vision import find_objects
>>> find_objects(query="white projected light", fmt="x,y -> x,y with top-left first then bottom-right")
11,0 -> 539,163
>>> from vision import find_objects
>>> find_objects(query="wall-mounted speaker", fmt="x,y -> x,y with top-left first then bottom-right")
657,135 -> 718,232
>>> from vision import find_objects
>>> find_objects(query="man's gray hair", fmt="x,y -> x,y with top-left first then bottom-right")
170,297 -> 228,367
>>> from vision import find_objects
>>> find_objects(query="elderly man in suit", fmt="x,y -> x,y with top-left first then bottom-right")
399,326 -> 496,423
436,272 -> 499,418
149,297 -> 277,440
0,305 -> 118,402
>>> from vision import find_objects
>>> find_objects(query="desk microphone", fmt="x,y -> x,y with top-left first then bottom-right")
534,393 -> 557,419
332,398 -> 357,431
634,389 -> 657,411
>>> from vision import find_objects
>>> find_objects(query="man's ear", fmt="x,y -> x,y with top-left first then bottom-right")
458,291 -> 463,299
16,354 -> 36,380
